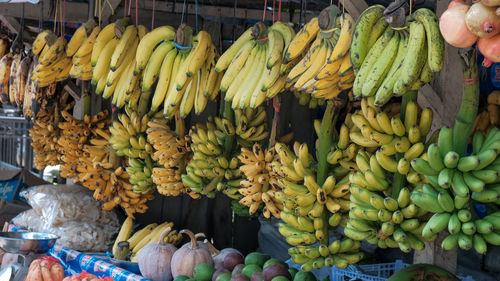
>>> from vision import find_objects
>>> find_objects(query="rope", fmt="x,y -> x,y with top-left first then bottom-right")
62,0 -> 66,36
174,42 -> 193,49
262,0 -> 267,21
152,0 -> 156,29
38,0 -> 43,31
409,0 -> 412,16
128,0 -> 132,16
105,0 -> 115,15
272,0 -> 275,23
278,0 -> 281,21
195,0 -> 199,33
53,0 -> 58,33
180,0 -> 187,24
135,0 -> 138,25
124,0 -> 126,17
95,0 -> 98,17
257,36 -> 268,41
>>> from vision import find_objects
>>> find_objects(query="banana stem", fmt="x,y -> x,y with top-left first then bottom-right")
175,111 -> 185,137
453,48 -> 479,157
223,100 -> 235,158
392,92 -> 416,198
137,90 -> 151,118
81,81 -> 91,118
269,97 -> 280,148
109,109 -> 120,168
317,101 -> 336,246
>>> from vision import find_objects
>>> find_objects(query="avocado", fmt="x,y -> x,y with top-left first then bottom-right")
244,252 -> 270,267
174,276 -> 191,281
251,272 -> 264,281
293,271 -> 316,281
231,273 -> 250,281
195,264 -> 216,281
262,263 -> 291,281
288,268 -> 298,280
263,259 -> 286,269
242,264 -> 262,278
271,276 -> 289,281
232,264 -> 245,276
216,273 -> 232,281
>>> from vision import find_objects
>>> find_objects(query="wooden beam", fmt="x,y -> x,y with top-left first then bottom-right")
0,0 -> 88,24
140,0 -> 318,25
0,15 -> 33,41
341,0 -> 368,20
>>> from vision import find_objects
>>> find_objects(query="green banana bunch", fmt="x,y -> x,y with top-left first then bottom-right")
350,6 -> 444,106
410,127 -> 500,253
109,107 -> 162,193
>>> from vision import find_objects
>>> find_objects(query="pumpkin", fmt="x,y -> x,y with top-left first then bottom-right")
25,258 -> 65,281
138,227 -> 177,281
170,229 -> 213,278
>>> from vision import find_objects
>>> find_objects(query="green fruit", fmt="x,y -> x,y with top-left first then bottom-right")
263,259 -> 286,269
194,264 -> 216,281
293,270 -> 316,281
476,219 -> 493,234
441,234 -> 459,250
438,168 -> 454,189
443,151 -> 459,169
462,222 -> 476,235
271,276 -> 289,281
387,264 -> 458,281
473,234 -> 487,254
245,252 -> 270,267
288,268 -> 298,280
448,213 -> 461,234
175,276 -> 191,281
458,233 -> 472,250
242,264 -> 262,278
422,213 -> 450,238
216,274 -> 231,281
458,209 -> 472,222
454,195 -> 470,209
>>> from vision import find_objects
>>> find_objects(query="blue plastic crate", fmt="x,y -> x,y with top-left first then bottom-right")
331,260 -> 474,281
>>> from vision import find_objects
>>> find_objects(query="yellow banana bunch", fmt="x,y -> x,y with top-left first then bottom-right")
286,9 -> 355,100
217,21 -> 295,109
31,33 -> 72,86
128,221 -> 183,261
351,6 -> 444,106
146,119 -> 198,198
159,25 -> 221,118
237,143 -> 283,218
0,52 -> 14,104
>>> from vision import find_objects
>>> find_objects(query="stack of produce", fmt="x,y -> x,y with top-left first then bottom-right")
440,0 -> 500,65
173,250 -> 323,281
67,19 -> 100,80
29,91 -> 74,170
286,8 -> 355,100
351,6 -> 444,106
237,143 -> 283,218
410,127 -> 500,253
146,119 -> 198,198
109,107 -> 162,194
216,21 -> 295,109
111,217 -> 182,261
343,99 -> 436,251
31,30 -> 72,86
470,91 -> 500,138
58,110 -> 111,178
182,106 -> 268,200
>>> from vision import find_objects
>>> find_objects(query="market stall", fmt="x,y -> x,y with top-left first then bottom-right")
0,0 -> 497,279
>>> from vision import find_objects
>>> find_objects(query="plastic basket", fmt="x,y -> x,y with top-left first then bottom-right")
331,260 -> 475,281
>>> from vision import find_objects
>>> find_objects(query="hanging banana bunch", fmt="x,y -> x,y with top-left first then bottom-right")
286,6 -> 355,100
350,6 -> 444,106
216,21 -> 295,109
31,30 -> 72,86
68,19 -> 100,80
146,119 -> 199,198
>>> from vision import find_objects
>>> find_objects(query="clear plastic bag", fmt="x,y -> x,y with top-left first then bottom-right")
21,184 -> 119,227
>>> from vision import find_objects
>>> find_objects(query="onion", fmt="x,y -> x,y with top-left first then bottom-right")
478,34 -> 500,66
449,0 -> 465,8
466,2 -> 500,38
481,0 -> 500,7
440,2 -> 479,48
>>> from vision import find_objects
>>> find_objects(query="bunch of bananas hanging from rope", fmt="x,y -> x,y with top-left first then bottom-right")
29,92 -> 74,170
66,19 -> 101,80
31,30 -> 72,85
285,7 -> 355,100
0,50 -> 32,108
58,110 -> 111,178
351,6 -> 444,106
237,143 -> 283,217
409,127 -> 500,253
146,119 -> 198,198
75,125 -> 154,217
216,21 -> 295,109
270,141 -> 360,270
182,107 -> 269,200
108,107 -> 162,194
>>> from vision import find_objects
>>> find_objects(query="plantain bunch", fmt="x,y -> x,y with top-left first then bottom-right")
146,119 -> 198,198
